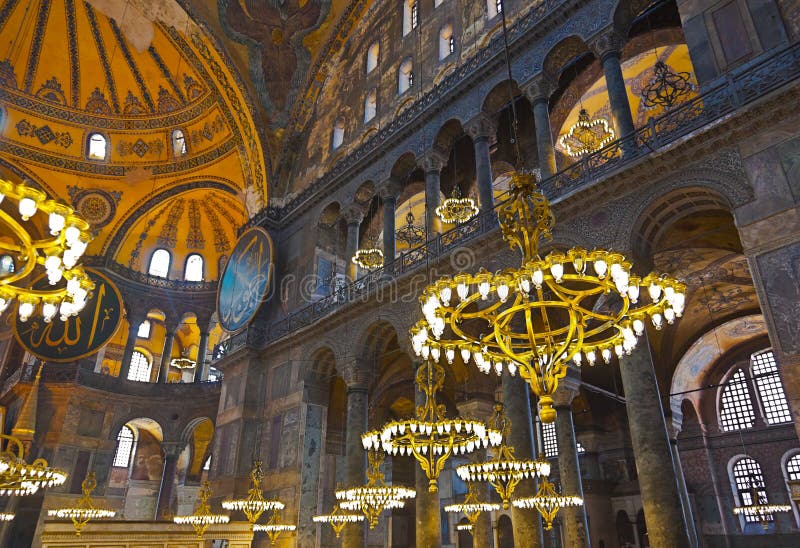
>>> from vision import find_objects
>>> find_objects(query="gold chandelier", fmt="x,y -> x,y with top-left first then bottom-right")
558,108 -> 615,158
170,354 -> 196,370
253,509 -> 296,545
733,476 -> 792,530
410,171 -> 685,423
456,523 -> 473,532
443,482 -> 500,531
174,481 -> 230,538
47,472 -> 115,536
436,186 -> 479,224
361,359 -> 502,492
313,503 -> 365,538
0,513 -> 13,521
0,178 -> 94,322
222,461 -> 284,525
0,432 -> 67,496
336,451 -> 415,528
456,403 -> 550,508
512,476 -> 583,530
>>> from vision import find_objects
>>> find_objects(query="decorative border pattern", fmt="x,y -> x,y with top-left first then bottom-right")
23,0 -> 51,93
109,19 -> 156,112
148,45 -> 186,104
85,2 -> 120,112
65,0 -> 79,108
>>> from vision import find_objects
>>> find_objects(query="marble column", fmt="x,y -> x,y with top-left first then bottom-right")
378,179 -> 401,271
158,322 -> 177,384
501,371 -> 544,548
415,363 -> 442,547
118,310 -> 146,380
619,335 -> 691,547
421,150 -> 446,236
591,31 -> 636,154
194,330 -> 210,382
342,366 -> 369,548
465,113 -> 497,212
553,368 -> 590,548
523,76 -> 557,179
342,204 -> 365,281
156,442 -> 183,520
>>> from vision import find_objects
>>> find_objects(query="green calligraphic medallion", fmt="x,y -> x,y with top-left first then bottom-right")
14,268 -> 123,362
217,227 -> 274,332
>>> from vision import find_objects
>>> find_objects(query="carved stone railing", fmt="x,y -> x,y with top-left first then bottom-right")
212,41 -> 800,362
82,257 -> 218,292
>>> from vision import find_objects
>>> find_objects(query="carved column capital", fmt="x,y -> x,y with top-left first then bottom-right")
420,149 -> 447,174
588,27 -> 626,61
341,360 -> 371,391
377,177 -> 402,201
161,441 -> 186,459
464,112 -> 497,142
522,74 -> 556,104
341,203 -> 365,225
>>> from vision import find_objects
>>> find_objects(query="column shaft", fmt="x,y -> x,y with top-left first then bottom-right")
383,196 -> 397,267
619,336 -> 691,547
425,168 -> 442,236
195,331 -> 210,382
415,371 -> 442,547
554,406 -> 590,548
502,372 -> 543,548
474,136 -> 494,212
600,51 -> 636,152
118,320 -> 140,380
342,387 -> 368,548
158,329 -> 176,383
532,98 -> 557,179
156,453 -> 179,519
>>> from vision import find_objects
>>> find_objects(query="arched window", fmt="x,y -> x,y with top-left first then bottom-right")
0,254 -> 14,276
127,350 -> 152,382
751,349 -> 791,424
87,133 -> 107,160
402,0 -> 418,36
439,25 -> 454,60
488,0 -> 503,18
113,426 -> 136,467
731,456 -> 771,523
785,453 -> 800,524
364,89 -> 377,123
184,253 -> 204,281
542,421 -> 558,458
171,128 -> 187,157
332,117 -> 345,150
148,249 -> 171,278
366,42 -> 380,73
719,369 -> 756,431
137,319 -> 151,339
398,58 -> 413,95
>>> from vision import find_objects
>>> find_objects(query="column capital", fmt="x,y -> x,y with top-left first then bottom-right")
341,361 -> 371,391
420,149 -> 447,174
464,112 -> 497,142
161,441 -> 185,459
162,318 -> 180,334
341,203 -> 365,225
125,306 -> 148,326
522,74 -> 557,103
588,27 -> 626,62
377,177 -> 402,201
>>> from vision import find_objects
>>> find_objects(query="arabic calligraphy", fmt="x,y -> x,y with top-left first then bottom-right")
217,227 -> 273,332
14,269 -> 123,362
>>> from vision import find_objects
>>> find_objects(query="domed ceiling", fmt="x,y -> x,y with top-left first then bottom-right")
0,0 -> 267,278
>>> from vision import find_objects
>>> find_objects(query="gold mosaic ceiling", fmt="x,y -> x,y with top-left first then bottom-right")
0,0 -> 267,277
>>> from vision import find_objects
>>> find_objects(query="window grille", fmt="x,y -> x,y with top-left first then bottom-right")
732,457 -> 771,523
751,350 -> 791,424
113,426 -> 135,467
128,351 -> 152,383
719,369 -> 755,431
542,421 -> 558,458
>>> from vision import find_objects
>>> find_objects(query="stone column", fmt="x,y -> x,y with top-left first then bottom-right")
415,362 -> 442,547
619,335 -> 691,547
457,399 -> 496,548
421,150 -> 446,236
553,368 -> 590,548
342,364 -> 369,548
523,76 -> 557,179
342,204 -> 365,281
378,179 -> 401,269
501,371 -> 544,548
195,330 -> 210,382
590,30 -> 636,154
465,113 -> 497,212
158,321 -> 178,384
156,442 -> 183,520
118,310 -> 146,380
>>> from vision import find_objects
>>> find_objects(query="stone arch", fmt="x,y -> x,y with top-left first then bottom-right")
179,417 -> 215,482
434,118 -> 464,152
390,151 -> 419,182
110,415 -> 164,443
353,180 -> 376,205
612,0 -> 655,39
482,80 -> 521,115
541,35 -> 592,82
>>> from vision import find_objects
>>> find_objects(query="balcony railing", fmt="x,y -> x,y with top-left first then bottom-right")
211,41 -> 800,361
82,257 -> 218,292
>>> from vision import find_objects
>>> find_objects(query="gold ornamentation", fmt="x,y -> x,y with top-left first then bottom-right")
253,509 -> 296,545
173,481 -> 230,538
443,482 -> 500,532
0,433 -> 67,496
410,171 -> 685,422
336,451 -> 415,528
641,61 -> 695,111
47,472 -> 115,536
436,186 -> 479,224
362,360 -> 502,492
512,476 -> 583,530
0,179 -> 94,323
222,461 -> 284,524
733,476 -> 792,530
313,503 -> 364,538
559,109 -> 615,158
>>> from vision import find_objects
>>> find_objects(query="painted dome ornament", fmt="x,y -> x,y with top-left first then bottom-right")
410,170 -> 685,423
559,108 -> 615,158
641,60 -> 695,111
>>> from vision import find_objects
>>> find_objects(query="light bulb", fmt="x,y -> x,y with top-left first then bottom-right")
18,301 -> 35,321
550,263 -> 564,283
664,308 -> 676,324
460,347 -> 471,363
440,286 -> 451,306
532,269 -> 544,288
651,313 -> 663,329
62,249 -> 78,269
648,283 -> 662,301
457,283 -> 468,301
48,212 -> 65,235
633,318 -> 645,335
478,281 -> 490,300
42,302 -> 57,322
18,198 -> 37,220
593,259 -> 607,278
627,284 -> 639,303
0,298 -> 9,314
497,283 -> 510,302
